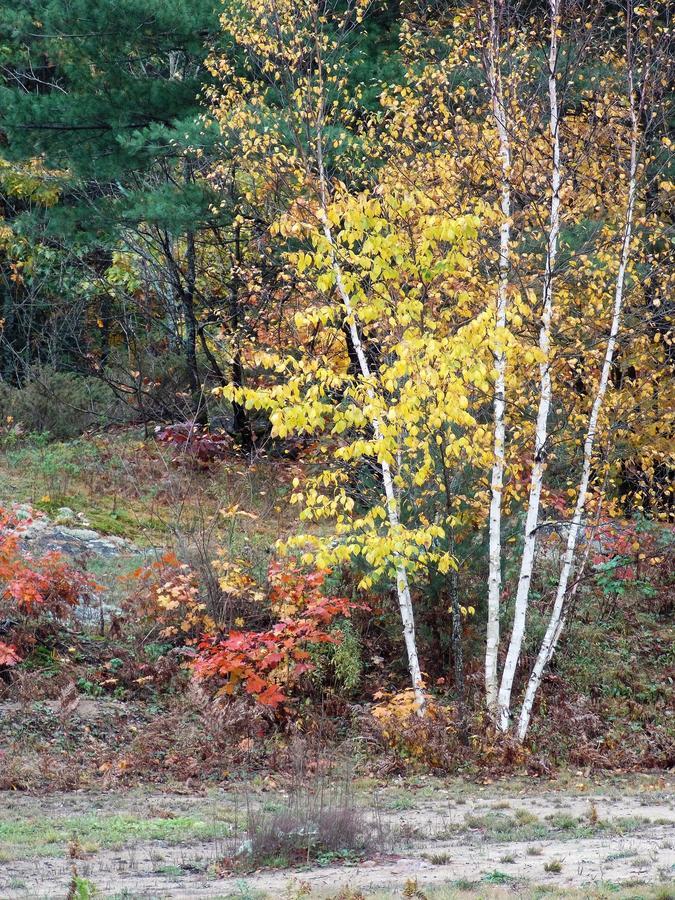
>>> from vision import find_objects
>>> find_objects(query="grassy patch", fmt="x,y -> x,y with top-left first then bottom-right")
0,429 -> 293,553
0,813 -> 233,860
461,810 -> 550,842
457,809 -> 651,844
482,869 -> 513,884
422,851 -> 451,865
544,859 -> 563,873
515,808 -> 540,825
385,794 -> 416,811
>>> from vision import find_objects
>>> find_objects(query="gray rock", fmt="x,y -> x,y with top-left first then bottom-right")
18,519 -> 135,559
14,512 -> 151,622
59,527 -> 104,542
54,506 -> 77,525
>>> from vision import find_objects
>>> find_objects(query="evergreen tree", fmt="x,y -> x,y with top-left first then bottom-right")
0,0 -> 220,421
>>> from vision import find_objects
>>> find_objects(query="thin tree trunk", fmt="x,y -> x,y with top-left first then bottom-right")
100,292 -> 112,367
449,540 -> 468,742
312,34 -> 425,713
196,318 -> 250,445
439,440 -> 467,736
517,61 -> 639,742
313,157 -> 425,714
182,229 -> 207,425
484,0 -> 512,719
497,0 -> 562,732
321,214 -> 426,712
223,223 -> 254,451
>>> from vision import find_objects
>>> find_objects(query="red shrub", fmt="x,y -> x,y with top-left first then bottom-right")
0,641 -> 20,667
155,423 -> 231,464
193,566 -> 359,708
0,507 -> 95,663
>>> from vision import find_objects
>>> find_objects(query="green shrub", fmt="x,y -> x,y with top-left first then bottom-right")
3,436 -> 103,497
0,367 -> 116,440
310,620 -> 363,695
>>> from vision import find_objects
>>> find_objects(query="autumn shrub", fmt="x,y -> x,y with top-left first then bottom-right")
122,554 -> 365,707
123,552 -> 215,644
210,549 -> 269,627
0,507 -> 95,667
367,689 -> 467,772
155,422 -> 231,465
267,564 -> 363,698
194,563 -> 361,708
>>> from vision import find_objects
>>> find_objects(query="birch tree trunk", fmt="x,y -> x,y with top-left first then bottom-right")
321,218 -> 426,712
314,125 -> 426,713
484,0 -> 513,719
516,61 -> 640,742
497,0 -> 562,732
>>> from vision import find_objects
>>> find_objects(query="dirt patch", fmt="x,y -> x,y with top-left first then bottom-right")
0,779 -> 672,898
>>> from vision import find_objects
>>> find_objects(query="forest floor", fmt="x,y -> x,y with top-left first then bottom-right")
0,774 -> 673,899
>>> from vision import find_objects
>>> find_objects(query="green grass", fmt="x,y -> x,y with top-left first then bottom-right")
154,863 -> 189,877
0,813 -> 233,860
482,869 -> 513,883
385,794 -> 416,811
454,810 -> 651,845
459,810 -> 551,842
437,810 -> 660,843
79,504 -> 166,542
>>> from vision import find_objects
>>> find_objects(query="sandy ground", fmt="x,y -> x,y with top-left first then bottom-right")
1,779 -> 673,898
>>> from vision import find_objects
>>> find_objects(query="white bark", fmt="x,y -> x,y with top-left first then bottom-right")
517,66 -> 639,742
324,221 -> 426,713
485,0 -> 512,719
497,0 -> 562,731
314,133 -> 426,713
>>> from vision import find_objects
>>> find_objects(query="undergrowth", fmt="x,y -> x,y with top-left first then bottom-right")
0,427 -> 672,788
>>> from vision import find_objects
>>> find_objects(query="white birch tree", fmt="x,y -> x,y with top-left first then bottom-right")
483,0 -> 513,719
516,7 -> 643,740
497,0 -> 563,732
312,18 -> 426,714
315,155 -> 426,713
